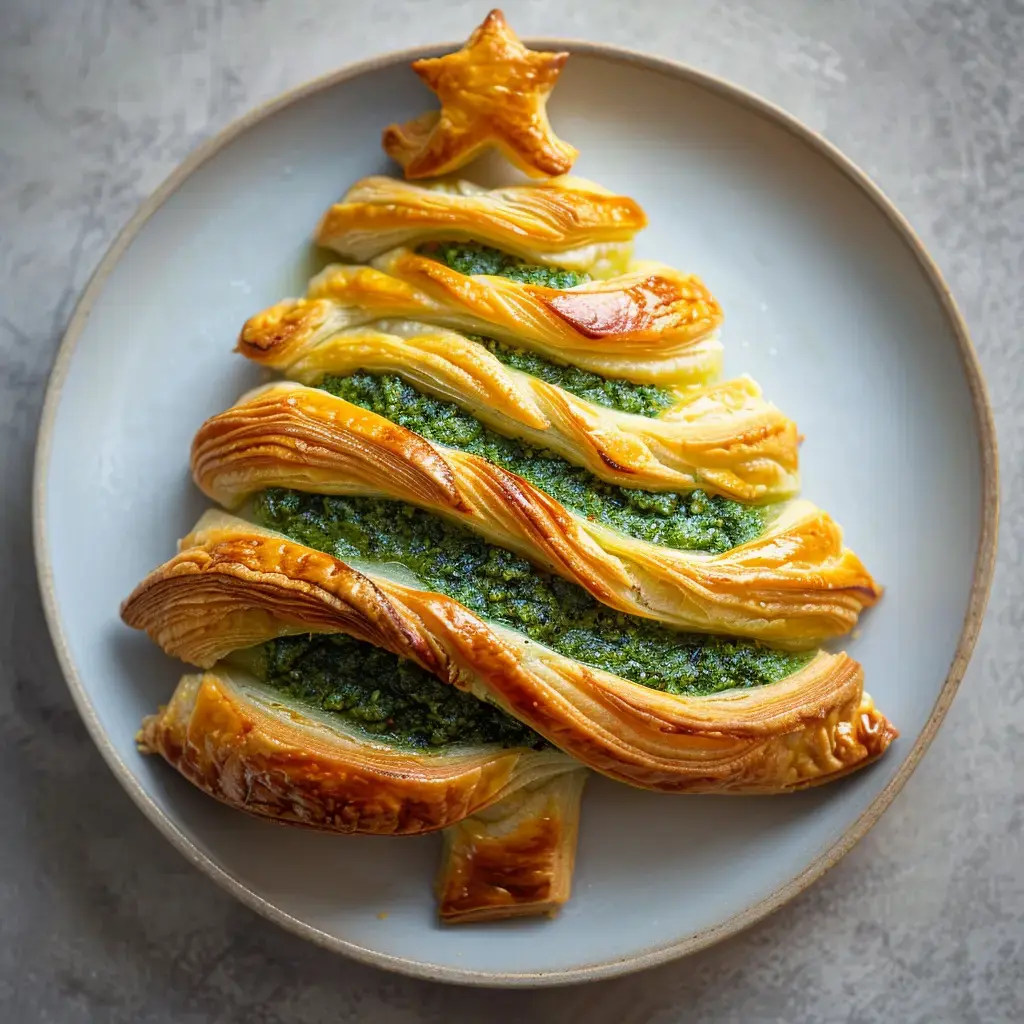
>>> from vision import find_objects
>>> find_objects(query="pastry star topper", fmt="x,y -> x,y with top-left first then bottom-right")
382,9 -> 578,180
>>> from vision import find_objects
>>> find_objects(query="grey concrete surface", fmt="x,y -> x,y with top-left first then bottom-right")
1,0 -> 1021,1020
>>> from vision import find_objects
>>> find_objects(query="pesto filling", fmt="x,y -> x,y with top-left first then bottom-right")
320,373 -> 767,554
251,632 -> 543,751
418,240 -> 591,289
468,334 -> 675,418
253,489 -> 810,697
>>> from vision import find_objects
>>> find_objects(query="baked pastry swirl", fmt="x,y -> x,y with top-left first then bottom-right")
137,662 -> 572,835
190,382 -> 877,645
122,8 -> 893,925
239,319 -> 799,501
140,650 -> 584,921
123,512 -> 895,793
240,257 -> 725,387
316,175 -> 646,276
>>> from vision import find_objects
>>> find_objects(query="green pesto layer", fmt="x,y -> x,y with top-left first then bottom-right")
253,489 -> 810,697
252,633 -> 542,751
320,373 -> 767,554
467,334 -> 676,418
418,240 -> 590,289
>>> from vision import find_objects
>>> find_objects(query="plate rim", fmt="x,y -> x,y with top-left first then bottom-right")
31,37 -> 999,987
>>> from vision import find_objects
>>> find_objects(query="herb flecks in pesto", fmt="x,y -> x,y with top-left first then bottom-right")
254,633 -> 542,751
419,240 -> 591,290
254,489 -> 809,697
319,373 -> 766,554
466,334 -> 676,418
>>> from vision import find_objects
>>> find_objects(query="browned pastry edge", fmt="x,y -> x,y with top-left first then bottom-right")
137,667 -> 573,836
379,249 -> 723,351
189,384 -> 878,645
382,10 -> 578,180
315,176 -> 646,271
275,324 -> 800,500
121,514 -> 898,793
235,260 -> 725,387
436,769 -> 587,923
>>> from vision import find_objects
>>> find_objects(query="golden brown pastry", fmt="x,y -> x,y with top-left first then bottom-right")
382,10 -> 577,179
123,6 -> 892,927
436,770 -> 586,923
239,258 -> 724,387
253,321 -> 799,501
121,512 -> 897,793
190,383 -> 878,646
315,176 -> 646,276
138,665 -> 572,836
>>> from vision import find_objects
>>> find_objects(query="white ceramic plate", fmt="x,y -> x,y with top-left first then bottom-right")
34,42 -> 997,985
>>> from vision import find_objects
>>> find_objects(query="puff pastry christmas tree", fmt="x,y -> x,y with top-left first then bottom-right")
123,9 -> 894,925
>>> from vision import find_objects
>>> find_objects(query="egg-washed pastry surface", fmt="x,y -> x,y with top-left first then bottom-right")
192,383 -> 877,646
138,647 -> 567,833
242,254 -> 725,386
123,511 -> 894,794
139,643 -> 585,921
238,314 -> 794,501
316,176 -> 646,275
123,8 -> 892,927
382,9 -> 577,179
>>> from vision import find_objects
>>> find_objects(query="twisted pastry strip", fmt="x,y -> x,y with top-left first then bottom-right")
121,512 -> 897,792
276,319 -> 799,501
238,259 -> 723,387
191,384 -> 878,645
437,770 -> 586,923
316,176 -> 646,275
138,666 -> 572,836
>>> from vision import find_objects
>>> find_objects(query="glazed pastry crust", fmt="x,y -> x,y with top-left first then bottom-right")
437,770 -> 587,923
138,667 -> 571,836
238,258 -> 724,387
382,10 -> 577,179
316,176 -> 646,275
258,321 -> 799,501
190,384 -> 877,645
121,513 -> 897,793
120,3 -> 895,923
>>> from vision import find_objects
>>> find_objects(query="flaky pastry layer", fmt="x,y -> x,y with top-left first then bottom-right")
190,384 -> 876,645
263,320 -> 799,500
382,10 -> 577,179
138,666 -> 572,836
121,513 -> 897,793
238,258 -> 724,387
437,770 -> 586,923
316,176 -> 646,276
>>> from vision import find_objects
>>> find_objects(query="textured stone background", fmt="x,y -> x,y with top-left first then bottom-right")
1,0 -> 1021,1020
